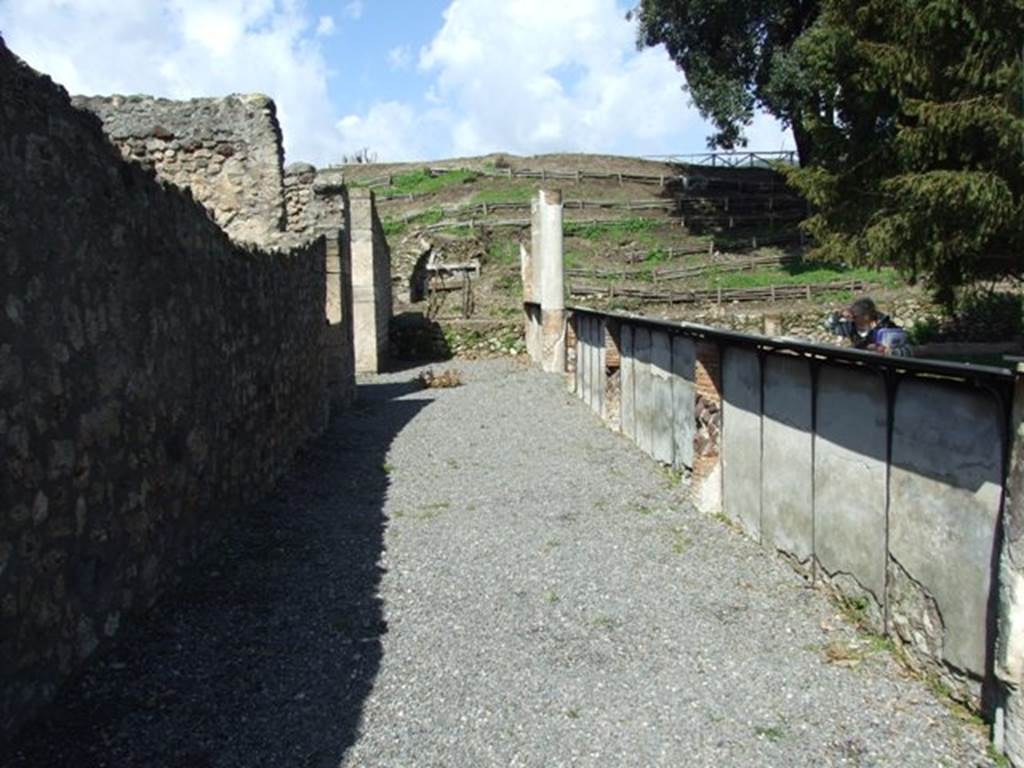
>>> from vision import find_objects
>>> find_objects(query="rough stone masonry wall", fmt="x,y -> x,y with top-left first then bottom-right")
284,163 -> 348,239
0,42 -> 329,741
71,92 -> 287,244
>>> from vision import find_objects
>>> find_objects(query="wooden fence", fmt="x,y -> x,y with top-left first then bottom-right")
569,279 -> 869,304
567,253 -> 801,282
394,198 -> 676,223
336,161 -> 792,195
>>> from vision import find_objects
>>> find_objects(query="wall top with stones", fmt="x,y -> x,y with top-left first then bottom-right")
71,92 -> 287,246
283,163 -> 348,238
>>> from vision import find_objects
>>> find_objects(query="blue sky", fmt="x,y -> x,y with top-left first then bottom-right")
0,0 -> 791,165
316,0 -> 450,115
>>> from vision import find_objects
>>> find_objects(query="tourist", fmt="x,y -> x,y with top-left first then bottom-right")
824,297 -> 912,356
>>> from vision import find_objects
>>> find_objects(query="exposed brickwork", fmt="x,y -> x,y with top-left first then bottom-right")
693,342 -> 722,484
695,341 -> 722,405
565,314 -> 577,376
605,320 -> 621,371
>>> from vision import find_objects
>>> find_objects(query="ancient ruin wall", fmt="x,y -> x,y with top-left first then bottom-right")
569,306 -> 1008,708
1,42 -> 329,740
71,92 -> 287,244
284,163 -> 347,238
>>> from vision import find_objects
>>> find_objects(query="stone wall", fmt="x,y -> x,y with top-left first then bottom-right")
284,163 -> 347,239
1,41 -> 330,740
71,92 -> 287,245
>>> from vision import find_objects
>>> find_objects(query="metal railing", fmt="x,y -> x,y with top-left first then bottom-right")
566,304 -> 1015,386
642,151 -> 798,168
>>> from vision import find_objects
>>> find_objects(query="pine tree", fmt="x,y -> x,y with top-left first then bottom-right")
778,0 -> 1024,303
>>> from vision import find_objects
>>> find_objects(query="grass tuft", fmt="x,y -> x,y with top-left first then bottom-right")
754,725 -> 785,742
565,217 -> 660,242
389,169 -> 477,195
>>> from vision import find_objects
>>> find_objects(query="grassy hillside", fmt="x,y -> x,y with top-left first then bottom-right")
335,153 -> 958,356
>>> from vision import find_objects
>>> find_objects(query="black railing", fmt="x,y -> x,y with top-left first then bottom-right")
565,304 -> 1016,387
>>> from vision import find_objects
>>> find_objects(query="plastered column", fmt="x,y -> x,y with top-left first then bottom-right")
348,188 -> 392,374
537,189 -> 565,373
523,195 -> 543,365
323,220 -> 355,409
995,364 -> 1024,763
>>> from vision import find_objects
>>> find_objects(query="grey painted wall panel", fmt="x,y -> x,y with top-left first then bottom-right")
761,355 -> 814,563
671,336 -> 696,470
621,325 -> 635,438
651,330 -> 674,464
722,347 -> 762,538
580,318 -> 591,409
590,318 -> 602,415
814,366 -> 887,603
889,379 -> 1003,677
584,317 -> 593,411
634,326 -> 653,457
573,317 -> 582,396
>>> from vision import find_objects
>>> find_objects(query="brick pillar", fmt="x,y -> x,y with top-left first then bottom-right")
692,342 -> 722,514
565,314 -> 578,388
604,321 -> 622,430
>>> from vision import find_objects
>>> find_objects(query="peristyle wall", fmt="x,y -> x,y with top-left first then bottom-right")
568,307 -> 1012,712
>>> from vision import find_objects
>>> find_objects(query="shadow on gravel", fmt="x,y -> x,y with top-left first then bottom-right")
3,380 -> 429,768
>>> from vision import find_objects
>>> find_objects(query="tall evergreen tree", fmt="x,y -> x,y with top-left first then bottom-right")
778,0 -> 1024,303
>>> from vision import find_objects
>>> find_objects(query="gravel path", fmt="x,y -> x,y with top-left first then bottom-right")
5,359 -> 995,767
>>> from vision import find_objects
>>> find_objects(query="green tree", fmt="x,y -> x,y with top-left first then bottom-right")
631,0 -> 821,162
779,0 -> 1024,303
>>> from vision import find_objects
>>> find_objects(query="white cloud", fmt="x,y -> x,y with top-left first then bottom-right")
0,0 -> 346,165
336,101 -> 449,162
315,15 -> 335,37
387,44 -> 411,70
351,0 -> 791,160
743,110 -> 793,153
0,0 -> 791,164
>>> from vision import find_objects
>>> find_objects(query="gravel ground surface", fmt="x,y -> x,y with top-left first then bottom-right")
4,359 -> 995,767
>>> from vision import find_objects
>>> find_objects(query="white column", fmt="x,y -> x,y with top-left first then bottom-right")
537,189 -> 565,373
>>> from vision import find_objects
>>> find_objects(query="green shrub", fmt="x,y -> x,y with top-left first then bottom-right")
906,316 -> 943,345
955,290 -> 1023,341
